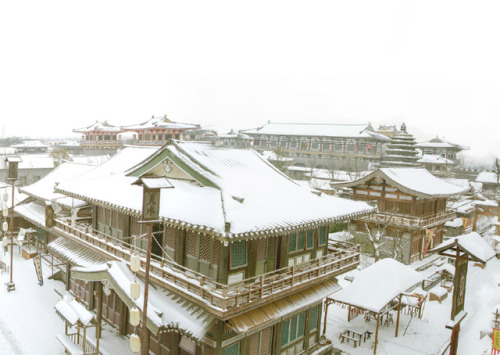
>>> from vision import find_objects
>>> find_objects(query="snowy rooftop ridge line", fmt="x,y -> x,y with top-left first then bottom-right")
56,142 -> 376,240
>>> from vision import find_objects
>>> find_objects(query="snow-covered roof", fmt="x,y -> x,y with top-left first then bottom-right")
330,258 -> 424,313
56,142 -> 376,239
332,168 -> 469,198
260,150 -> 294,162
48,237 -> 109,266
431,232 -> 496,264
0,154 -> 54,170
476,171 -> 499,184
73,121 -> 124,133
121,116 -> 199,131
445,218 -> 463,228
55,295 -> 93,327
418,154 -> 455,165
20,162 -> 94,205
71,261 -> 213,340
242,122 -> 390,140
416,137 -> 468,151
15,201 -> 46,228
11,140 -> 49,149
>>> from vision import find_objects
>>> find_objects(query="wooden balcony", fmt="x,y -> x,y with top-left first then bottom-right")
53,219 -> 360,318
79,140 -> 123,149
358,210 -> 456,229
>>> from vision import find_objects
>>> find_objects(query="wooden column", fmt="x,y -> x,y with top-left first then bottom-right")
395,294 -> 402,337
119,299 -> 128,335
218,242 -> 229,284
88,281 -> 95,310
65,262 -> 71,291
374,313 -> 380,354
247,239 -> 258,278
95,281 -> 103,339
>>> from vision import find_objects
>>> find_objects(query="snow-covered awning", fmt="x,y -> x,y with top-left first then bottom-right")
70,261 -> 214,341
330,259 -> 424,313
430,232 -> 496,264
227,278 -> 340,335
15,201 -> 46,228
55,295 -> 94,327
48,237 -> 109,267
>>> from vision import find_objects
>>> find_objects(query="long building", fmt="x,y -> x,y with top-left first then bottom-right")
241,122 -> 390,171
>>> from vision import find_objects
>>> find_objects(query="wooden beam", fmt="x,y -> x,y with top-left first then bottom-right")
374,313 -> 380,354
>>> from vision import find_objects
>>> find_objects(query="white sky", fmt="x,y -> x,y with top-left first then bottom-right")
1,1 -> 499,161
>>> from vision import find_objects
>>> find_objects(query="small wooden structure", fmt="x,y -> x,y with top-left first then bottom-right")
324,259 -> 425,354
55,295 -> 99,355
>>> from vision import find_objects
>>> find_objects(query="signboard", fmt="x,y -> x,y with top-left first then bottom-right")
492,328 -> 500,354
33,254 -> 43,286
142,188 -> 160,221
451,254 -> 468,320
462,217 -> 470,231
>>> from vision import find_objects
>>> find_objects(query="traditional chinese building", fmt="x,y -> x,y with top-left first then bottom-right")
416,137 -> 468,164
241,122 -> 390,171
121,115 -> 200,146
475,171 -> 499,198
380,123 -> 421,168
215,130 -> 253,148
23,141 -> 375,354
332,168 -> 469,264
418,154 -> 455,177
73,121 -> 125,154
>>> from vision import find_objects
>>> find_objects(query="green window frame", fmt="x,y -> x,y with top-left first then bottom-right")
309,305 -> 319,331
281,312 -> 306,346
230,240 -> 247,269
306,230 -> 314,249
223,342 -> 239,355
319,226 -> 327,246
289,233 -> 297,253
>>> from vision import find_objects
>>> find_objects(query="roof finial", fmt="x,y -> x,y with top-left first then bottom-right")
401,122 -> 407,132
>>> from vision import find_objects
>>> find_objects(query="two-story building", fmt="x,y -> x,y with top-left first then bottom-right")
416,137 -> 468,164
241,122 -> 390,172
73,121 -> 125,154
23,141 -> 375,354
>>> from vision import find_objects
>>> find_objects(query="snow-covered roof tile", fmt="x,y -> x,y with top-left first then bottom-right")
418,154 -> 455,165
73,121 -> 124,133
476,172 -> 499,184
121,116 -> 199,131
431,232 -> 496,264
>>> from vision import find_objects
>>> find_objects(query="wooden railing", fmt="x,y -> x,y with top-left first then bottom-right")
359,211 -> 456,229
54,219 -> 360,313
67,332 -> 98,355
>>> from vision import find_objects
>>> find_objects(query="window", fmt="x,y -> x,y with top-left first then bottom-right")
319,227 -> 327,246
311,140 -> 319,150
289,139 -> 297,149
334,141 -> 344,151
104,135 -> 111,141
223,342 -> 239,355
231,240 -> 247,269
322,141 -> 330,150
288,231 -> 305,253
306,230 -> 314,249
280,139 -> 287,148
281,312 -> 306,346
309,305 -> 319,331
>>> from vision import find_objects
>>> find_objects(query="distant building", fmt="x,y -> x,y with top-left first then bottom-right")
0,154 -> 55,186
376,124 -> 399,138
475,171 -> 499,198
242,122 -> 389,171
10,140 -> 49,153
181,127 -> 217,142
216,129 -> 253,148
73,121 -> 124,154
380,123 -> 421,168
416,137 -> 468,163
121,115 -> 200,146
418,154 -> 455,177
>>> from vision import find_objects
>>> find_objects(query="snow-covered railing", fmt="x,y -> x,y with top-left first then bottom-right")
360,210 -> 456,229
54,219 -> 360,314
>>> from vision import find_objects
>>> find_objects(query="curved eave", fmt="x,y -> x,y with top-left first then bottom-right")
331,170 -> 469,199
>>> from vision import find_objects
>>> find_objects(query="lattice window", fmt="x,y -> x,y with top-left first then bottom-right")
212,240 -> 221,266
309,305 -> 319,331
290,316 -> 298,342
298,312 -> 305,337
289,233 -> 297,253
319,227 -> 327,246
98,206 -> 104,223
187,231 -> 198,257
248,333 -> 260,354
256,239 -> 266,261
281,319 -> 290,346
204,345 -> 215,355
223,343 -> 239,355
298,231 -> 305,250
199,236 -> 211,262
112,210 -> 118,228
104,208 -> 111,225
268,237 -> 276,257
131,216 -> 142,236
260,327 -> 272,355
230,240 -> 247,269
306,230 -> 313,249
165,227 -> 176,250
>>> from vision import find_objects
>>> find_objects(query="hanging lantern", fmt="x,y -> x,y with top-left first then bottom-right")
2,237 -> 7,247
2,221 -> 8,232
2,207 -> 7,217
130,334 -> 141,353
2,192 -> 8,202
130,254 -> 141,273
130,281 -> 140,300
129,307 -> 140,326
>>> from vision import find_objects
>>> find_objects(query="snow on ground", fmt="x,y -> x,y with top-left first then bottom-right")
0,249 -> 134,355
326,237 -> 500,354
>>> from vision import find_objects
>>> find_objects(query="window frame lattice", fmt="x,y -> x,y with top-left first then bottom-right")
319,227 -> 327,246
230,240 -> 247,269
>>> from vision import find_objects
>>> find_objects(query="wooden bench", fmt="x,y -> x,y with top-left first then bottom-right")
56,334 -> 83,355
339,331 -> 359,348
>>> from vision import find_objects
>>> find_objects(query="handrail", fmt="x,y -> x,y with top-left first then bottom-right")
360,211 -> 456,228
54,218 -> 360,311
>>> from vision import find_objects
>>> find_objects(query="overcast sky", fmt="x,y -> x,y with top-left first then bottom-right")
1,1 -> 499,161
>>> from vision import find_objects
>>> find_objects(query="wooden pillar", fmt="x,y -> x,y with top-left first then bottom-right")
247,239 -> 258,278
214,320 -> 225,355
88,281 -> 95,310
348,305 -> 351,322
218,242 -> 229,284
472,208 -> 478,232
395,294 -> 402,337
374,313 -> 380,354
92,206 -> 98,231
65,262 -> 71,291
119,299 -> 128,335
171,331 -> 180,355
175,228 -> 186,266
322,300 -> 329,336
95,281 -> 103,339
